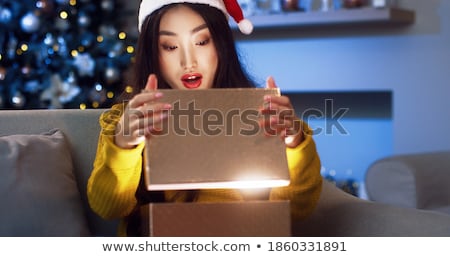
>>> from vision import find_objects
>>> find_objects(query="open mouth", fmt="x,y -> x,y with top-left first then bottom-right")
181,73 -> 202,89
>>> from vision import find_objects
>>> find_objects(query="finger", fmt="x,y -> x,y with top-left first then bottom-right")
124,110 -> 169,139
114,118 -> 146,148
261,101 -> 292,113
125,104 -> 161,121
265,76 -> 277,89
128,91 -> 164,109
260,115 -> 301,135
146,111 -> 169,133
261,101 -> 296,124
259,116 -> 280,136
141,102 -> 172,117
145,74 -> 158,91
263,95 -> 292,108
121,105 -> 165,132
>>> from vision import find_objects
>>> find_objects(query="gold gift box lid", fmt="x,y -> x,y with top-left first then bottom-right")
144,88 -> 290,191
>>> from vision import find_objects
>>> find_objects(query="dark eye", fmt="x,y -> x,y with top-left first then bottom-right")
162,44 -> 177,51
196,38 -> 210,46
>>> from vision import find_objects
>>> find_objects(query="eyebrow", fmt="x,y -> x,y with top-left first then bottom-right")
159,23 -> 208,36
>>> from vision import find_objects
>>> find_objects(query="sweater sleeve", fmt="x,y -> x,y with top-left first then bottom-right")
87,104 -> 144,220
269,124 -> 323,221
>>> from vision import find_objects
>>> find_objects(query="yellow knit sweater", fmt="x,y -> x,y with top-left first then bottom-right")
87,104 -> 323,236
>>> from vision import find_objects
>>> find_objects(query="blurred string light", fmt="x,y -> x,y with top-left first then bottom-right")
0,0 -> 136,110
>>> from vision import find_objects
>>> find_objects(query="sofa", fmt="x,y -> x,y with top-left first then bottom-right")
1,108 -> 450,236
365,151 -> 450,216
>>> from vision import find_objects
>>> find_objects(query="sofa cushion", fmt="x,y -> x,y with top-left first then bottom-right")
0,129 -> 90,236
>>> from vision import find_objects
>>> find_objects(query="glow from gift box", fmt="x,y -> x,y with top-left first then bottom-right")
145,164 -> 291,191
225,179 -> 290,189
146,179 -> 290,191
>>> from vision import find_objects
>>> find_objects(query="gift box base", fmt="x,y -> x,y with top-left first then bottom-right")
140,200 -> 291,236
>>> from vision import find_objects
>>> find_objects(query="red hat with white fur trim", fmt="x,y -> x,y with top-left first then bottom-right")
138,0 -> 253,34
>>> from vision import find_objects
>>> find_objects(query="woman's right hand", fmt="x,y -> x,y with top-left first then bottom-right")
114,74 -> 171,149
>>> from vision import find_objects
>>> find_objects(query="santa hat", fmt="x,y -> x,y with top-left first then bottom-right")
138,0 -> 253,35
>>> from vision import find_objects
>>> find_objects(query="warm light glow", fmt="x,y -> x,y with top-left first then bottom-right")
79,103 -> 87,110
118,32 -> 126,40
107,91 -> 114,98
20,44 -> 28,51
97,36 -> 104,43
60,11 -> 68,19
126,46 -> 134,54
147,179 -> 290,191
69,0 -> 77,6
125,85 -> 133,93
226,179 -> 290,189
71,50 -> 78,57
232,172 -> 290,189
92,101 -> 99,108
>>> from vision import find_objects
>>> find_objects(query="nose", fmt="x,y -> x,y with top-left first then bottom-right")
180,44 -> 197,70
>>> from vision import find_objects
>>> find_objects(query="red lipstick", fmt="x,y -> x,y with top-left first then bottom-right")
181,73 -> 202,89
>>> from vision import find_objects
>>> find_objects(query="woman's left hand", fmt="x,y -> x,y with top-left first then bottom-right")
261,76 -> 303,148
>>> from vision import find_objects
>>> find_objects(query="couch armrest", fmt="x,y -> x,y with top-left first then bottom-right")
293,180 -> 450,236
365,151 -> 450,211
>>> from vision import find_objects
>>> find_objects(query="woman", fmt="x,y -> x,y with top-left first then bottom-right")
87,1 -> 322,236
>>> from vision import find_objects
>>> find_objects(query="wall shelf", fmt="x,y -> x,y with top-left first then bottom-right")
286,91 -> 392,119
231,7 -> 415,31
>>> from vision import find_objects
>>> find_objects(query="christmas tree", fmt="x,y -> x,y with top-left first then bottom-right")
0,0 -> 136,109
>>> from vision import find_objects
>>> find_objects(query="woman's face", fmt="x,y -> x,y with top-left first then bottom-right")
158,5 -> 218,90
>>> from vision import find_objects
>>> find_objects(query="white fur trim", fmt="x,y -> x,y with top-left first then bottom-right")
138,0 -> 227,32
237,19 -> 253,35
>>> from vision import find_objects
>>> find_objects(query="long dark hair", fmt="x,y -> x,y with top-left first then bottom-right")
132,3 -> 256,91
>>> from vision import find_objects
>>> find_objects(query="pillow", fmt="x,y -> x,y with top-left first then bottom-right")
0,129 -> 91,236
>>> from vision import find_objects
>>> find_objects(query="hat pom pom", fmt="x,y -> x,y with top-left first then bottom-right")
238,18 -> 253,35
